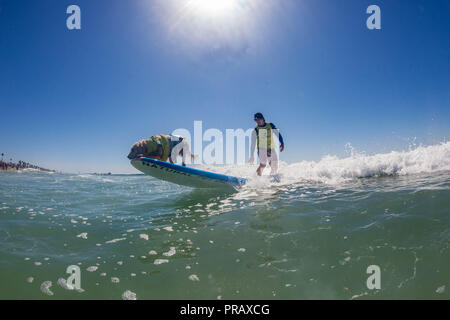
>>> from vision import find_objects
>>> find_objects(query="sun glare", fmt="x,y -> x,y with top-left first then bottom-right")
147,0 -> 277,52
189,0 -> 238,17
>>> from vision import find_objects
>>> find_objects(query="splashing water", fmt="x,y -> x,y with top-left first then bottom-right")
200,141 -> 450,185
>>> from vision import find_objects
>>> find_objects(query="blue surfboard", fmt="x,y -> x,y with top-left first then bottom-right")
131,157 -> 247,191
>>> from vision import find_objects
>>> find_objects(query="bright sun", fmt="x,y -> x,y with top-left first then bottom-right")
148,0 -> 274,52
188,0 -> 238,17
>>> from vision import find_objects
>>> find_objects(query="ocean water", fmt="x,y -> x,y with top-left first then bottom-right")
0,143 -> 449,299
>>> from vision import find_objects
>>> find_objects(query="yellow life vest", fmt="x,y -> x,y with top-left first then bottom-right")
255,122 -> 276,149
144,134 -> 170,161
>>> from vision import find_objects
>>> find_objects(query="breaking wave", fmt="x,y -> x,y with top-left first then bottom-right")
200,142 -> 450,184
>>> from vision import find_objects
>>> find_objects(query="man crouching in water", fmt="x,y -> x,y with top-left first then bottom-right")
127,134 -> 196,166
249,113 -> 285,176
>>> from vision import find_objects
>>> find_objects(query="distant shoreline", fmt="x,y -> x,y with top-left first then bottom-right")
0,167 -> 56,173
0,160 -> 56,173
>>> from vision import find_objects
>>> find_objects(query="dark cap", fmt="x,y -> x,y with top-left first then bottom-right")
254,112 -> 264,120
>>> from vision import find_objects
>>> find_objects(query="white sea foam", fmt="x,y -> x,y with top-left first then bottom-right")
154,259 -> 169,265
40,281 -> 53,296
111,277 -> 120,283
199,142 -> 450,185
122,290 -> 137,300
76,232 -> 88,239
163,247 -> 176,257
279,142 -> 450,184
436,285 -> 445,294
139,234 -> 149,240
105,238 -> 126,244
57,278 -> 72,290
188,274 -> 200,281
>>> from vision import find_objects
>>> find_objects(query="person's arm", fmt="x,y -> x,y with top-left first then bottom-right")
270,123 -> 285,151
249,129 -> 257,164
278,132 -> 285,151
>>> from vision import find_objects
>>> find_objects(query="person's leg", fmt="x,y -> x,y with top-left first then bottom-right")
257,149 -> 268,176
256,164 -> 266,176
268,149 -> 279,175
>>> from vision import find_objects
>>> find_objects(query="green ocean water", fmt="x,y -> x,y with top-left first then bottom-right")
1,143 -> 450,299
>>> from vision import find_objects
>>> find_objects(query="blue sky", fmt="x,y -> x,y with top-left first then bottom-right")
0,0 -> 449,173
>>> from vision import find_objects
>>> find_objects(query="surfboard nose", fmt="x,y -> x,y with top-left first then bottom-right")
130,158 -> 142,170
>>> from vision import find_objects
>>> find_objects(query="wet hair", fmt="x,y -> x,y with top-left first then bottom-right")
254,112 -> 264,120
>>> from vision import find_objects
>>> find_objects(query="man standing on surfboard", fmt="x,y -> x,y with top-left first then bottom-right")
127,134 -> 195,166
249,113 -> 285,176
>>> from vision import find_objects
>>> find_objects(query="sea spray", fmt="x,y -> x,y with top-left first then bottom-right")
199,142 -> 450,184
